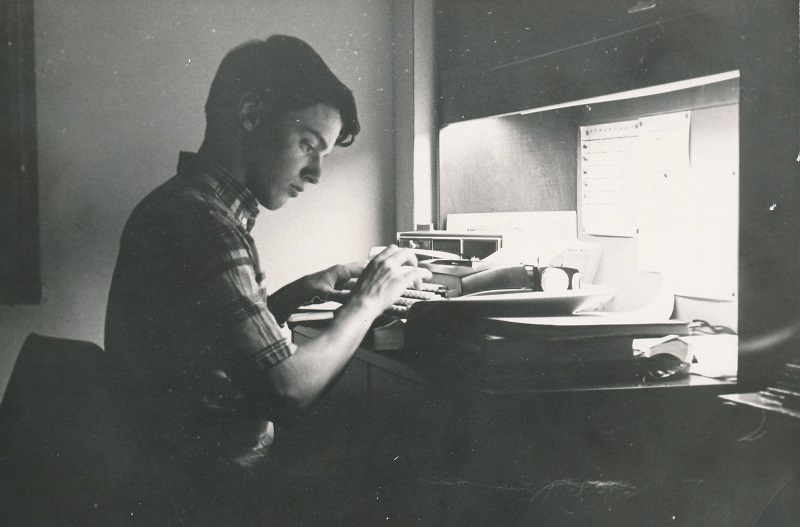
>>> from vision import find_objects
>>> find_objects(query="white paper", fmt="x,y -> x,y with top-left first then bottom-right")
687,335 -> 738,378
635,112 -> 692,272
579,120 -> 640,237
446,211 -> 577,239
579,112 -> 692,243
548,241 -> 604,285
447,211 -> 578,267
668,169 -> 738,300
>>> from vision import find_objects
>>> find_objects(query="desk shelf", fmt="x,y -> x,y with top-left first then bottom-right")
721,392 -> 800,421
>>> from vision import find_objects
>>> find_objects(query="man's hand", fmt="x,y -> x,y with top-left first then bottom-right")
348,245 -> 432,318
266,246 -> 432,415
268,261 -> 365,324
270,246 -> 431,324
302,261 -> 366,304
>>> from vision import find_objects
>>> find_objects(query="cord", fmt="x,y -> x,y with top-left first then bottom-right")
689,319 -> 737,336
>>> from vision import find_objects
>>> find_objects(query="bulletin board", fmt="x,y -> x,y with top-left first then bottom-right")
578,108 -> 738,301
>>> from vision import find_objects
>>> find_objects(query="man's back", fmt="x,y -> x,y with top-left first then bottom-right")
102,34 -> 434,524
105,153 -> 284,472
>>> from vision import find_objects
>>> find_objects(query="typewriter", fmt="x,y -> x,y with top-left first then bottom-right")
357,260 -> 537,350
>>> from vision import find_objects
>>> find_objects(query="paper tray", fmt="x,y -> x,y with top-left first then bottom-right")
407,286 -> 615,319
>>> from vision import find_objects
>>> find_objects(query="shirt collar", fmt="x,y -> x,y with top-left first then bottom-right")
177,151 -> 260,231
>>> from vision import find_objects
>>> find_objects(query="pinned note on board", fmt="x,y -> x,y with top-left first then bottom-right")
579,112 -> 691,239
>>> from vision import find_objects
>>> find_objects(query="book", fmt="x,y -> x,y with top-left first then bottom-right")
286,311 -> 335,325
404,312 -> 693,386
417,331 -> 669,388
475,313 -> 689,341
445,333 -> 637,367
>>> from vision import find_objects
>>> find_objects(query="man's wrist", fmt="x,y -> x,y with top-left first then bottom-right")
338,293 -> 383,322
269,279 -> 308,324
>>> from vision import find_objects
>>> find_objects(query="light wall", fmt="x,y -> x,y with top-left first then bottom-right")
0,0 -> 400,400
394,0 -> 436,232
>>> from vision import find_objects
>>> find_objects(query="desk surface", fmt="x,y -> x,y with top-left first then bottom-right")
292,324 -> 736,396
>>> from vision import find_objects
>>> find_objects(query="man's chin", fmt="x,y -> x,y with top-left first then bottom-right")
262,197 -> 288,211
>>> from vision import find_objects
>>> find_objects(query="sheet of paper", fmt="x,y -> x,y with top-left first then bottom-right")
548,241 -> 604,285
636,112 -> 692,272
498,312 -> 685,326
579,120 -> 640,237
667,169 -> 738,300
611,274 -> 676,319
579,112 -> 692,244
480,237 -> 574,268
448,211 -> 579,267
634,335 -> 737,379
297,301 -> 342,311
287,311 -> 335,324
687,335 -> 738,378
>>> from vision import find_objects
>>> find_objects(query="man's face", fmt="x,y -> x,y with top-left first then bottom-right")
243,103 -> 342,210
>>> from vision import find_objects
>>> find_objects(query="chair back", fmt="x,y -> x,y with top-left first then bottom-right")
0,333 -> 179,525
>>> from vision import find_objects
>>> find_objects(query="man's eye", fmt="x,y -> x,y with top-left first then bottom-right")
301,141 -> 316,153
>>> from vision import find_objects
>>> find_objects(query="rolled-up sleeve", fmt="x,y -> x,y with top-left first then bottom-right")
183,207 -> 297,372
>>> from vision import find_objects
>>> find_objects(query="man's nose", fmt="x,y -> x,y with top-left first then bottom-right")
301,166 -> 320,185
302,153 -> 322,184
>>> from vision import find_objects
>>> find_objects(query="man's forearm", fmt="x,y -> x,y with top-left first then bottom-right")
264,247 -> 429,417
264,297 -> 380,415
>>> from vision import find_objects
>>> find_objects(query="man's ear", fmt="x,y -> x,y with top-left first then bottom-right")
239,92 -> 263,132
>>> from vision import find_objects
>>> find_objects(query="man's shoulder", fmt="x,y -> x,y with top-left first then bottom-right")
130,174 -> 240,234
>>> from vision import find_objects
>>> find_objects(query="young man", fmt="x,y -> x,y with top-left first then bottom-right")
105,35 -> 429,519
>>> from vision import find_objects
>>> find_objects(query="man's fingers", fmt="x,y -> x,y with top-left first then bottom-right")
328,290 -> 350,303
378,246 -> 419,269
372,247 -> 428,292
346,261 -> 367,274
412,267 -> 432,289
399,266 -> 432,290
327,261 -> 368,289
368,244 -> 402,267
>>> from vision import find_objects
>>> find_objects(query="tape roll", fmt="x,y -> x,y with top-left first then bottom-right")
540,267 -> 581,291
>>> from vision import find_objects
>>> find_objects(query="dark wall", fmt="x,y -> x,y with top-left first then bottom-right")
0,0 -> 40,304
438,108 -> 578,223
735,1 -> 800,388
435,0 -> 738,124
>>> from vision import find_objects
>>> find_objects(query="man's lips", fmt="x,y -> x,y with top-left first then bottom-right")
290,185 -> 304,196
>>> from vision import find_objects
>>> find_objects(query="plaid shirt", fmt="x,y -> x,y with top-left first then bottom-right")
106,152 -> 295,469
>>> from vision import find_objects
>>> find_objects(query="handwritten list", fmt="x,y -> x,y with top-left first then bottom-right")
579,112 -> 691,239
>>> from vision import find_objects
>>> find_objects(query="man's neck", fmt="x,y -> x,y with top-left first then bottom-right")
197,136 -> 246,186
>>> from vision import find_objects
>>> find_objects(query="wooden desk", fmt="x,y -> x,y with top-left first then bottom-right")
285,325 -> 796,526
294,324 -> 735,395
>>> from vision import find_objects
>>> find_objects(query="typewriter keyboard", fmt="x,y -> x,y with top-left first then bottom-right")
384,283 -> 447,318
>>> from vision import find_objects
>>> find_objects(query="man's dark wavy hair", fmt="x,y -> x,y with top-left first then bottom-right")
205,35 -> 360,147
